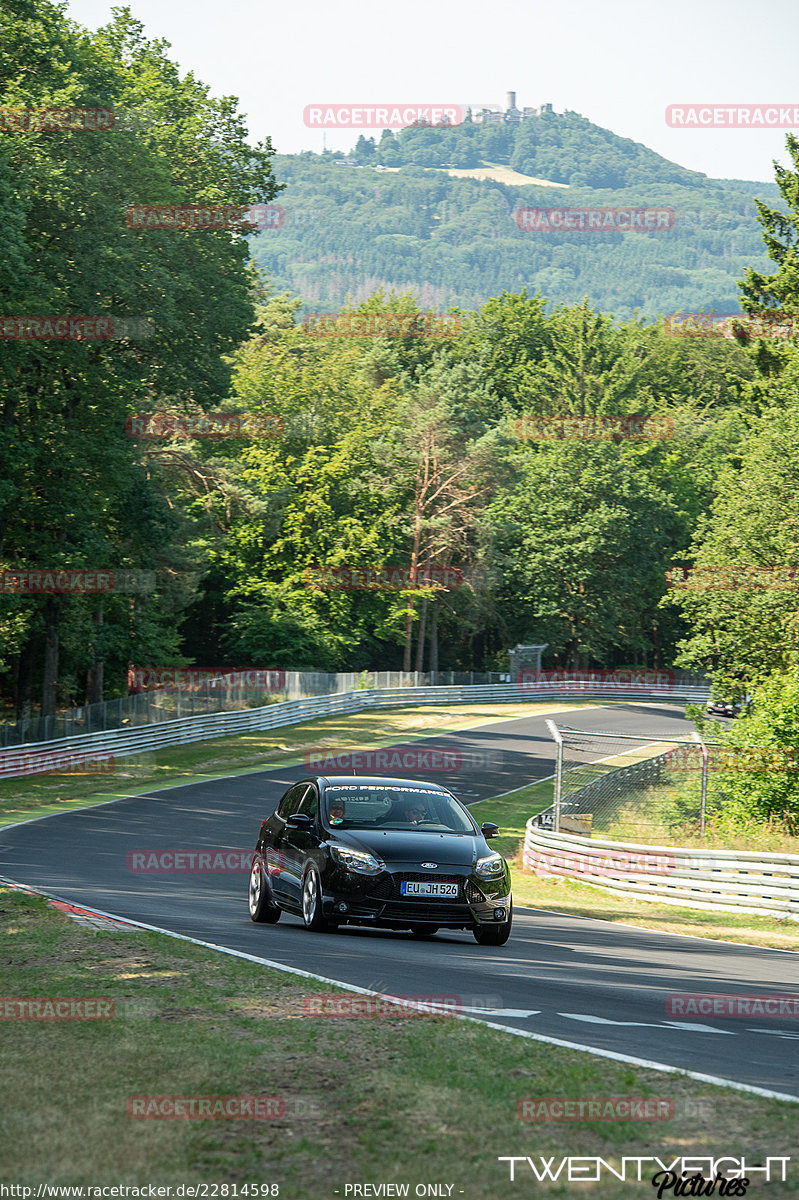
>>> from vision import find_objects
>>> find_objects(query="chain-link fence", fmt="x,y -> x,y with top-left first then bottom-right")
0,669 -> 518,748
536,722 -> 724,841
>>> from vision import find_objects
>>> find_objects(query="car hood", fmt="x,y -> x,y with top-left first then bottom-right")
330,828 -> 484,867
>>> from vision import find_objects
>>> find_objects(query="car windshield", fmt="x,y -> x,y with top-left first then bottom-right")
323,784 -> 475,833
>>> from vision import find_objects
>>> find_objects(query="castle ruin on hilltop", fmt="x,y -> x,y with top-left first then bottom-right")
472,92 -> 555,125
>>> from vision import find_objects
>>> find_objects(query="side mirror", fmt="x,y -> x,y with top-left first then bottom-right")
481,822 -> 500,838
287,813 -> 313,830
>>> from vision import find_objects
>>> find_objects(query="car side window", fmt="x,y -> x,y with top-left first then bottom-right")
277,783 -> 310,820
297,784 -> 319,822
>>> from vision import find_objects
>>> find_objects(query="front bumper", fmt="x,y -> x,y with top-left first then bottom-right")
320,865 -> 511,929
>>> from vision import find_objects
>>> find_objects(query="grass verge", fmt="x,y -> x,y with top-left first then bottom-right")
1,884 -> 796,1197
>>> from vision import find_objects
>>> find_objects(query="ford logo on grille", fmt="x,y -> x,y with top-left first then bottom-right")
420,862 -> 438,869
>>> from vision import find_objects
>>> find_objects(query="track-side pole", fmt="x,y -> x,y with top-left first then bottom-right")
546,719 -> 563,833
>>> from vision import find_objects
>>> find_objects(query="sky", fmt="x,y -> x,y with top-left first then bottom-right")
63,0 -> 798,183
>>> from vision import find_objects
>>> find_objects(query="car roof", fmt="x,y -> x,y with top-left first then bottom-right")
317,775 -> 449,791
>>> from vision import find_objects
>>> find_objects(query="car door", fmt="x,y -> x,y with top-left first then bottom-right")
281,782 -> 322,908
268,782 -> 311,904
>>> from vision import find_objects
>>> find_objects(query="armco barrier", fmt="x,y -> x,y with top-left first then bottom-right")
522,824 -> 799,920
0,684 -> 709,779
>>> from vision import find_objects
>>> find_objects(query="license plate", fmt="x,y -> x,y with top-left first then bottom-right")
400,881 -> 459,898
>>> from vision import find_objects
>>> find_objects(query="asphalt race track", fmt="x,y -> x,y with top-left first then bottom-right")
3,701 -> 799,1099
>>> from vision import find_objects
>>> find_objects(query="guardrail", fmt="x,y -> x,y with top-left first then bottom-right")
522,824 -> 799,920
0,683 -> 709,779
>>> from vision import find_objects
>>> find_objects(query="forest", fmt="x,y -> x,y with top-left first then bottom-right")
2,0 -> 799,747
248,138 -> 782,320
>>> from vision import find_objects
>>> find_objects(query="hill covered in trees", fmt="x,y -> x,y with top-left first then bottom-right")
250,110 -> 782,321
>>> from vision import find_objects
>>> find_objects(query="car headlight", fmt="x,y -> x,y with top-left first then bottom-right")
330,844 -> 384,875
475,853 -> 506,879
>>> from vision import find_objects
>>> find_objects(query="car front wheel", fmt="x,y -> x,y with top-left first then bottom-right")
473,903 -> 512,946
301,866 -> 337,932
248,857 -> 281,924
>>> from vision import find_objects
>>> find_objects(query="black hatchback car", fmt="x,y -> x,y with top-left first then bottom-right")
248,775 -> 513,945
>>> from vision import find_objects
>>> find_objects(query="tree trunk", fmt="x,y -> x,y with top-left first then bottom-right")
429,603 -> 439,675
86,603 -> 104,704
415,595 -> 428,673
14,645 -> 34,722
42,597 -> 60,717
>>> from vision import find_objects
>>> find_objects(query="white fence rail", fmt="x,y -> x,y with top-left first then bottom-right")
0,683 -> 709,779
523,824 -> 799,921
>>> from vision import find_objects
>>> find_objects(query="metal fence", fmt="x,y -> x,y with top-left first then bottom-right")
0,682 -> 710,779
0,669 -> 708,748
536,721 -> 799,842
522,824 -> 799,920
0,671 -> 519,747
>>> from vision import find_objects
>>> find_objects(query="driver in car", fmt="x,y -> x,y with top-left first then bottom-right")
328,798 -> 346,825
401,801 -> 426,824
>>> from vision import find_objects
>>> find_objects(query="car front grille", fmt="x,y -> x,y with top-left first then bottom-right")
378,901 -> 471,923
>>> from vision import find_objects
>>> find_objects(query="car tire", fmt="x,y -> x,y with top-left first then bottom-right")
248,857 -> 281,924
410,925 -> 439,937
473,903 -> 512,946
301,866 -> 335,932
